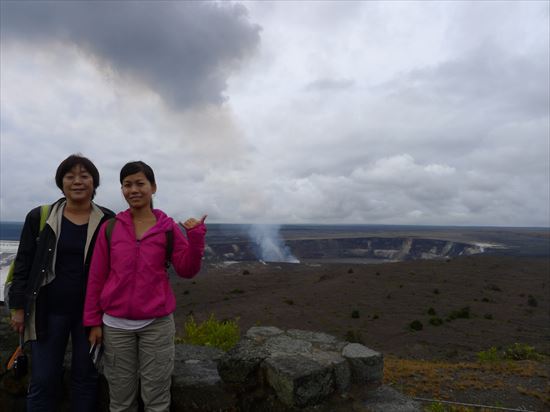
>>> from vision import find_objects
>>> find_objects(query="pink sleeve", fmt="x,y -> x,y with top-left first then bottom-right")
171,222 -> 206,278
83,222 -> 110,326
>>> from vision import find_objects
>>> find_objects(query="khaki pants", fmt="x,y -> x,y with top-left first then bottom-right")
103,315 -> 175,412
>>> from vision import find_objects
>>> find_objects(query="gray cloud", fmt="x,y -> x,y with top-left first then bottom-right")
1,2 -> 548,227
0,0 -> 261,109
305,78 -> 355,92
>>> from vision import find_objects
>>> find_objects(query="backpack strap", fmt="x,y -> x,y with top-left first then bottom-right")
104,218 -> 117,247
164,229 -> 173,268
4,204 -> 52,310
39,204 -> 51,232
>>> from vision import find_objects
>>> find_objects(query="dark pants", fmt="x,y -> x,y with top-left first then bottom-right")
27,312 -> 98,412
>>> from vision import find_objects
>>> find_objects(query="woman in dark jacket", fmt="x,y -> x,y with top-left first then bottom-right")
9,154 -> 114,412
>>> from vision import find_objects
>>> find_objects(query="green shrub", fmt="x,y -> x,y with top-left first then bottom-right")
433,288 -> 440,295
527,295 -> 538,307
427,307 -> 436,316
409,320 -> 423,331
503,343 -> 542,361
477,343 -> 543,362
429,317 -> 443,326
447,306 -> 470,321
176,314 -> 240,351
477,347 -> 500,362
284,299 -> 294,305
230,288 -> 244,294
424,402 -> 446,412
484,313 -> 493,320
351,309 -> 360,319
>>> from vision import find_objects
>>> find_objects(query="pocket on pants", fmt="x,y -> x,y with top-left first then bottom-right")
151,346 -> 174,381
103,351 -> 116,380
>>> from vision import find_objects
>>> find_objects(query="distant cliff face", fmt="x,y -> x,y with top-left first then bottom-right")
204,237 -> 484,263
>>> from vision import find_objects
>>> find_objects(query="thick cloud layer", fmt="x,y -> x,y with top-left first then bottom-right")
1,1 -> 260,109
1,1 -> 548,227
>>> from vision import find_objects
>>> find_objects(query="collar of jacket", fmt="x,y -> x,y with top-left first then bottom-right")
46,198 -> 109,262
116,208 -> 174,239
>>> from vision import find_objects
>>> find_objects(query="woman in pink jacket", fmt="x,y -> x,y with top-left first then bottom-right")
83,161 -> 206,412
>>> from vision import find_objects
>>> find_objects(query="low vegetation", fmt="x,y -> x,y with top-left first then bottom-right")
175,314 -> 240,351
446,306 -> 470,321
385,354 -> 549,409
409,320 -> 423,331
477,343 -> 544,362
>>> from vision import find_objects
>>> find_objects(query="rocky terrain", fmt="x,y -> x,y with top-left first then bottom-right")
171,255 -> 549,410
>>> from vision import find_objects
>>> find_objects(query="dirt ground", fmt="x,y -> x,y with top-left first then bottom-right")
171,255 -> 550,411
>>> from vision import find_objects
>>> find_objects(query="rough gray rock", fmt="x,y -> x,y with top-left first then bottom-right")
171,344 -> 236,411
0,324 -> 419,411
342,342 -> 384,384
220,328 -> 387,409
245,326 -> 284,342
264,334 -> 313,356
217,339 -> 269,387
264,354 -> 334,407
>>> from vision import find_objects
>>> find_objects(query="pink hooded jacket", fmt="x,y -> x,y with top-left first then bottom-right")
83,209 -> 206,326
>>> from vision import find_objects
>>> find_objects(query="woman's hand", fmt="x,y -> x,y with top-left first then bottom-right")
181,214 -> 207,230
89,326 -> 103,346
10,309 -> 24,334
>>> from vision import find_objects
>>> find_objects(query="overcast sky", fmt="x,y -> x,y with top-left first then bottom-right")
1,1 -> 548,226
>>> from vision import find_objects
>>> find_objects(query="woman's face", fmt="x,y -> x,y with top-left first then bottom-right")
121,171 -> 156,209
62,164 -> 94,203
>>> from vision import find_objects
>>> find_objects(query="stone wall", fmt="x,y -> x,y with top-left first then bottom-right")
0,322 -> 420,411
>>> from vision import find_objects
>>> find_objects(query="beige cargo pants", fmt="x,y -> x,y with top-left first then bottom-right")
103,315 -> 175,412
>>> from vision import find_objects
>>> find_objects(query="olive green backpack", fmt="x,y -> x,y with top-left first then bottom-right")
3,205 -> 51,311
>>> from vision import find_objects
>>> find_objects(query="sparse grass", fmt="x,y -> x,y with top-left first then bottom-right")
477,343 -> 544,362
446,307 -> 470,321
175,314 -> 240,351
409,320 -> 423,331
429,317 -> 444,326
477,347 -> 500,362
483,313 -> 493,320
503,343 -> 544,361
528,294 -> 538,307
385,355 -> 549,406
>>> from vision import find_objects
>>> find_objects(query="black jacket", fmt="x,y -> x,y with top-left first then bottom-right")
9,198 -> 114,341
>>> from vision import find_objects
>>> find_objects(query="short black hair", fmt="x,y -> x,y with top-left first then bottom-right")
55,154 -> 100,199
120,161 -> 156,185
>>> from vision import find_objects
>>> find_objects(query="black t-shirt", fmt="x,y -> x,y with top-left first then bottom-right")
43,216 -> 88,314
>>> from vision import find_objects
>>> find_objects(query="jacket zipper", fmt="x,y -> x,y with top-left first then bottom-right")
130,239 -> 140,318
